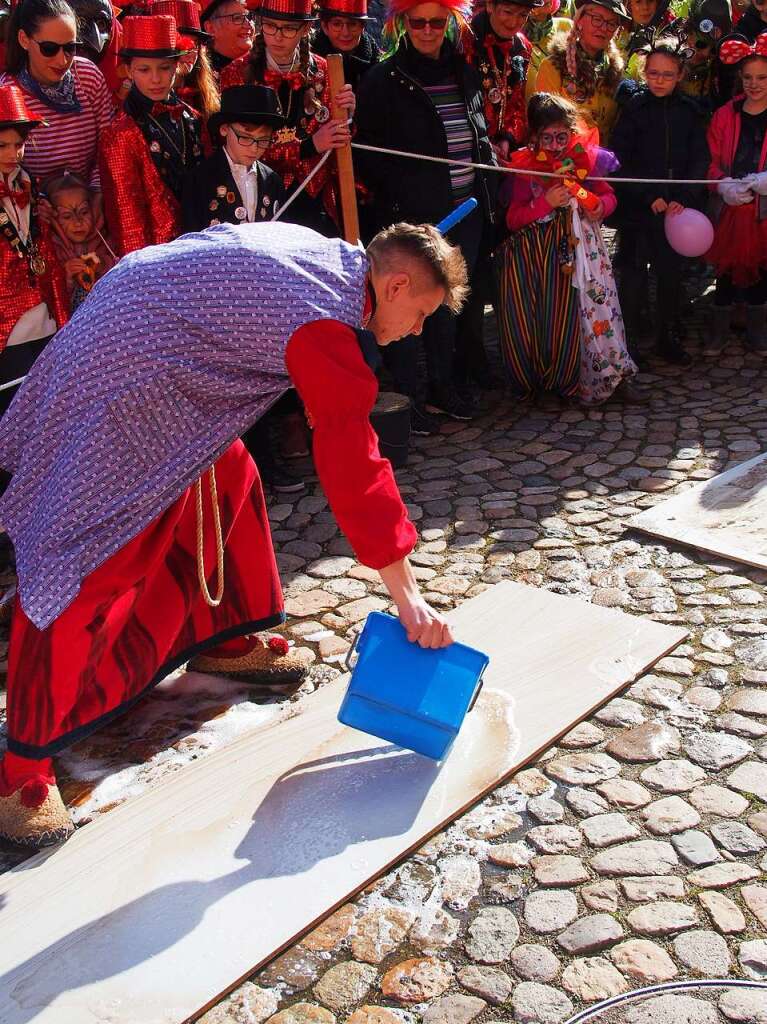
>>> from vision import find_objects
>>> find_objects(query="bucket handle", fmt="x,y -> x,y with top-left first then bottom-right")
344,631 -> 361,673
467,663 -> 488,713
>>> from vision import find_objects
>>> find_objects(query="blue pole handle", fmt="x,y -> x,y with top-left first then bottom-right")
435,197 -> 478,235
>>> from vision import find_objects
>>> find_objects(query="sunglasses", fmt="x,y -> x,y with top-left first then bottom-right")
228,126 -> 273,149
31,37 -> 78,57
406,15 -> 449,28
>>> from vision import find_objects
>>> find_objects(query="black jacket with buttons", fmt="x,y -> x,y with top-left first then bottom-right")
610,85 -> 710,223
354,37 -> 497,235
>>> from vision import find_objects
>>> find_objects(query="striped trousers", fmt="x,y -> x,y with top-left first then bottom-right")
495,210 -> 581,399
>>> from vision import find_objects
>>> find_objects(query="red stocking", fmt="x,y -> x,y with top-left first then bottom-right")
0,751 -> 55,807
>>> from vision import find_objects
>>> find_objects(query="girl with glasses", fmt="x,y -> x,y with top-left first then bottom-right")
533,0 -> 630,141
355,0 -> 497,429
611,36 -> 710,367
221,0 -> 355,236
0,0 -> 113,228
98,15 -> 203,255
499,92 -> 638,405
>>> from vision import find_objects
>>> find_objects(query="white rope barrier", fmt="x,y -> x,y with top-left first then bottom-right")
272,149 -> 333,222
351,141 -> 740,188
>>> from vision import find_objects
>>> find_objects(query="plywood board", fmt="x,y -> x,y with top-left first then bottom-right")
630,452 -> 767,570
0,582 -> 686,1024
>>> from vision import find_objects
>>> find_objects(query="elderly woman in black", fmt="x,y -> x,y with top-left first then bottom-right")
355,0 -> 496,431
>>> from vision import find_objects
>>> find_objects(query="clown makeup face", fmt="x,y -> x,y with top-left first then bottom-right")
128,56 -> 179,102
205,0 -> 255,58
535,118 -> 571,159
178,40 -> 200,75
53,185 -> 95,244
259,17 -> 309,63
70,0 -> 113,62
405,1 -> 451,59
0,127 -> 26,176
644,51 -> 682,95
19,12 -> 78,85
742,54 -> 767,109
487,0 -> 529,38
322,15 -> 364,50
629,0 -> 657,25
578,3 -> 621,54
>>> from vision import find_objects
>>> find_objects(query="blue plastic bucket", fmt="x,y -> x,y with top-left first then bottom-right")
337,612 -> 489,761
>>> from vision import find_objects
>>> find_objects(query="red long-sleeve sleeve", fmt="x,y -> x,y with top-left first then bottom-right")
285,319 -> 417,570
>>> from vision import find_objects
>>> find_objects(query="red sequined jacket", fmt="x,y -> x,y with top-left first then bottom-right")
98,98 -> 202,256
0,186 -> 69,351
221,52 -> 338,221
466,12 -> 531,151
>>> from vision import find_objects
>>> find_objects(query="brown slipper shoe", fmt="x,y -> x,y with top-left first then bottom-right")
0,782 -> 75,849
188,636 -> 315,690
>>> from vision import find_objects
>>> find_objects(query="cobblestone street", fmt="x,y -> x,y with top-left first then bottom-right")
5,316 -> 767,1024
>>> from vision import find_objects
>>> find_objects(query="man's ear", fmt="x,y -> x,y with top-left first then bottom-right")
385,271 -> 410,302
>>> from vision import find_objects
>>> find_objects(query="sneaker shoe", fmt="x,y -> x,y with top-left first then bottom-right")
424,387 -> 476,421
280,412 -> 310,459
410,405 -> 440,436
264,465 -> 305,494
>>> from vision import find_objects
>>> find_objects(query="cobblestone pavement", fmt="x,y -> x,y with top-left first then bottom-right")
4,316 -> 767,1024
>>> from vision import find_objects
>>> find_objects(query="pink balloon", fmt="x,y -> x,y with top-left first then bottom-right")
664,207 -> 715,258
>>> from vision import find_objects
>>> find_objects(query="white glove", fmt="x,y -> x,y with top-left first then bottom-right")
744,172 -> 767,196
717,179 -> 755,206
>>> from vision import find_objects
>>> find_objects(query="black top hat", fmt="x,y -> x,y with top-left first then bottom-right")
574,0 -> 631,25
208,84 -> 286,141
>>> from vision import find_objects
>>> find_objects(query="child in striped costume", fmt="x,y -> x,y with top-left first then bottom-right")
497,92 -> 638,404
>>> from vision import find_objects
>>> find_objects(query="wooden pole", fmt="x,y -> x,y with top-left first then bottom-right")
326,52 -> 361,245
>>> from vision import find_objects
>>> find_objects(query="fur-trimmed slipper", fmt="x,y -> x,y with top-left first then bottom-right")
0,781 -> 74,848
188,635 -> 314,689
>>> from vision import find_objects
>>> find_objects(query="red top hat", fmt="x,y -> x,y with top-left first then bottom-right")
319,0 -> 370,18
256,0 -> 316,21
119,15 -> 185,57
0,84 -> 46,130
150,0 -> 214,40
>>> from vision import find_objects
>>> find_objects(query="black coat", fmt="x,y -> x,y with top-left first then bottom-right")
610,86 -> 710,221
354,38 -> 497,233
181,147 -> 287,233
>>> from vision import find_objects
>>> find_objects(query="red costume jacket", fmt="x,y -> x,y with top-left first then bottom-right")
99,91 -> 203,256
221,52 -> 338,221
0,182 -> 69,350
467,12 -> 531,151
286,319 -> 417,569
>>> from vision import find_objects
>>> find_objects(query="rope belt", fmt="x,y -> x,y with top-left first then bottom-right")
195,467 -> 225,608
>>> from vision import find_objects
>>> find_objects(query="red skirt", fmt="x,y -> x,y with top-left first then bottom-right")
5,440 -> 284,759
706,202 -> 767,287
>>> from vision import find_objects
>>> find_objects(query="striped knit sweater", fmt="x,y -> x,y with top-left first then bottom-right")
424,76 -> 475,204
0,58 -> 114,189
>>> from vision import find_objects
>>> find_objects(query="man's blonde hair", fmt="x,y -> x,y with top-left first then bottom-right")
367,222 -> 470,314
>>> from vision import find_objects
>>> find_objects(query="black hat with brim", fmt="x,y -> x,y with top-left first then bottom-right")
179,26 -> 215,42
575,0 -> 632,25
208,84 -> 286,140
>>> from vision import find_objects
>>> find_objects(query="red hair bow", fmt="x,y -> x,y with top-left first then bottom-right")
719,32 -> 767,65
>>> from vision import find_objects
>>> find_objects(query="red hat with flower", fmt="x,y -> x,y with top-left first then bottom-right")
0,83 -> 46,131
719,31 -> 767,63
119,14 -> 185,57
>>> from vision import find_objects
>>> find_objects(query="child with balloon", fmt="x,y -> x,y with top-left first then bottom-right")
706,31 -> 767,355
610,31 -> 710,367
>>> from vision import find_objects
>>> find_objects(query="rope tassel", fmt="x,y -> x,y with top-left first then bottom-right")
195,467 -> 225,608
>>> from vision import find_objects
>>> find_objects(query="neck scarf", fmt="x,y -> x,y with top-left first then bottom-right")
18,64 -> 82,114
